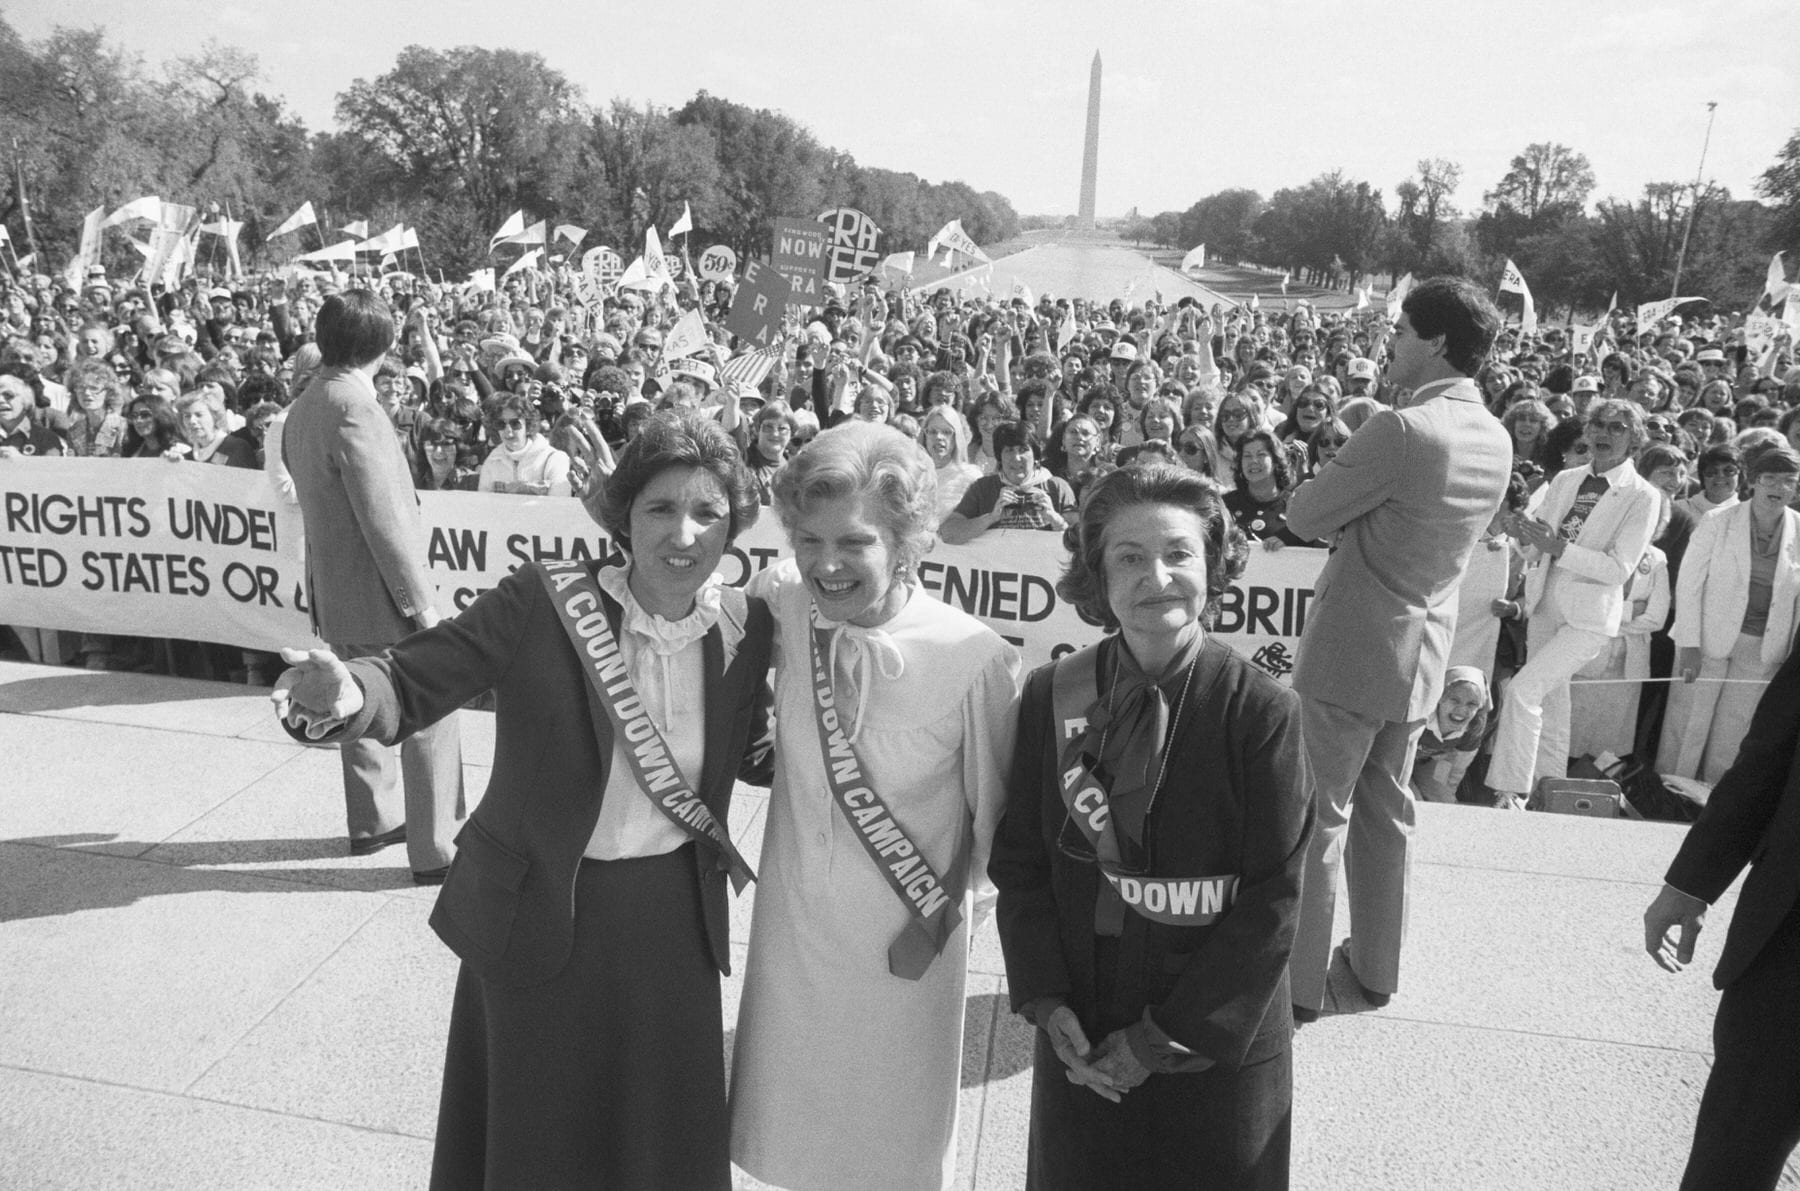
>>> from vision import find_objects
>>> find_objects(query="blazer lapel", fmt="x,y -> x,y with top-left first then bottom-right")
697,597 -> 748,806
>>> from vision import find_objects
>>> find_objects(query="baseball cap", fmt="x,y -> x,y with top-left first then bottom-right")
1109,341 -> 1138,363
1571,375 -> 1600,394
1346,357 -> 1377,381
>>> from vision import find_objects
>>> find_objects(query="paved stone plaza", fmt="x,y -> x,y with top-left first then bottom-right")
0,660 -> 1778,1188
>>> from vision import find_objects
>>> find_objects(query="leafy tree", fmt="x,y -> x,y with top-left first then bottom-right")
1178,189 -> 1264,262
1758,128 -> 1800,252
1487,143 -> 1595,222
335,45 -> 587,272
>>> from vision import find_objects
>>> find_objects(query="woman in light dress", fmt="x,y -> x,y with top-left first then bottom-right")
731,421 -> 1021,1191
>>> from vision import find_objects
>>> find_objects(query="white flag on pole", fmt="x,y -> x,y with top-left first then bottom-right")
1499,259 -> 1537,334
102,196 -> 162,229
662,308 -> 710,360
1635,296 -> 1703,330
489,211 -> 525,250
1386,272 -> 1414,319
502,248 -> 543,280
297,239 -> 360,263
340,220 -> 370,238
668,202 -> 693,239
267,201 -> 317,241
400,227 -> 421,252
1763,252 -> 1790,306
926,219 -> 990,265
1180,244 -> 1206,273
555,224 -> 587,248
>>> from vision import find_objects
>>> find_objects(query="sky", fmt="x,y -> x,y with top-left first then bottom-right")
8,0 -> 1797,223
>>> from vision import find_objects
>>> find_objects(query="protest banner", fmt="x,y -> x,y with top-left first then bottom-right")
724,259 -> 786,346
770,217 -> 828,308
0,462 -> 1327,681
816,207 -> 883,285
697,245 -> 737,282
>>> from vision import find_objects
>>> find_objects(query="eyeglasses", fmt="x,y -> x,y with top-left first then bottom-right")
499,418 -> 527,431
1178,440 -> 1206,455
1296,400 -> 1329,411
1754,474 -> 1799,491
129,412 -> 154,423
425,441 -> 457,452
1588,419 -> 1631,436
1221,409 -> 1250,423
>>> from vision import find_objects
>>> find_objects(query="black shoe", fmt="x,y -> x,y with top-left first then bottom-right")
1292,1004 -> 1320,1025
349,825 -> 406,857
412,866 -> 450,886
1337,941 -> 1391,1007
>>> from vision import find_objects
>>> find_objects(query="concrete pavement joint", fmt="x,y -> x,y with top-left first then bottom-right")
128,747 -> 314,858
0,1059 -> 435,1141
178,896 -> 394,1098
1304,1011 -> 1713,1057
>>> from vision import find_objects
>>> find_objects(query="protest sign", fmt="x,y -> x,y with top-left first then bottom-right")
697,245 -> 737,282
0,461 -> 1327,681
724,259 -> 787,346
770,217 -> 828,308
816,207 -> 883,285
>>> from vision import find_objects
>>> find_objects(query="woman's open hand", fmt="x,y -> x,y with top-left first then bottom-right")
270,647 -> 363,737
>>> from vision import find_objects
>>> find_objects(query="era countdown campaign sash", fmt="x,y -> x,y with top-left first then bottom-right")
1050,643 -> 1239,925
535,560 -> 755,892
808,609 -> 966,981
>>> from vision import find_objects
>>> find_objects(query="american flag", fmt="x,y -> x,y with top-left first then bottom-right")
718,344 -> 782,390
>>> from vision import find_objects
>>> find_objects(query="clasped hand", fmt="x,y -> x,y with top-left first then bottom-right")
269,647 -> 363,739
1043,1005 -> 1150,1104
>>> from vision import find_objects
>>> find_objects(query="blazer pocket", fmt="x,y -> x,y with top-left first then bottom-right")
444,817 -> 531,958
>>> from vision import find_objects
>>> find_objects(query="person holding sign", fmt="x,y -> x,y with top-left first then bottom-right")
270,411 -> 774,1190
730,421 -> 1021,1191
989,465 -> 1312,1190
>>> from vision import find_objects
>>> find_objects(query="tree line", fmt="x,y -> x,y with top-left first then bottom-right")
0,23 -> 1020,279
1124,138 -> 1800,317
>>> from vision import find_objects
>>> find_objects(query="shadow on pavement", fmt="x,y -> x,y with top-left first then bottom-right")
0,832 -> 425,923
0,673 -> 249,713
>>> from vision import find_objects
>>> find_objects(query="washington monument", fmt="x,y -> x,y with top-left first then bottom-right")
1079,51 -> 1100,229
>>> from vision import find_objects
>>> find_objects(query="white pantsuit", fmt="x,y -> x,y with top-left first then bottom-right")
1660,503 -> 1800,783
1489,459 -> 1661,796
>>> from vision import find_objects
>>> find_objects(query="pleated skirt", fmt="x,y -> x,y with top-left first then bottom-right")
429,845 -> 729,1191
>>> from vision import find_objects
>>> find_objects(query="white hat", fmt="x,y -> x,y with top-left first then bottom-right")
669,359 -> 717,390
1346,357 -> 1377,381
1109,340 -> 1138,363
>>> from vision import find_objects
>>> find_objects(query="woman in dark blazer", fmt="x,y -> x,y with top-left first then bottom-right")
990,465 -> 1314,1191
272,411 -> 773,1190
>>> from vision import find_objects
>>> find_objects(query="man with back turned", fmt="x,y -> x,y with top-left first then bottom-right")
1285,276 -> 1513,1020
283,289 -> 464,882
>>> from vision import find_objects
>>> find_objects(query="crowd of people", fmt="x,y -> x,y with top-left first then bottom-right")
4,256 -> 1796,801
6,251 -> 1800,1188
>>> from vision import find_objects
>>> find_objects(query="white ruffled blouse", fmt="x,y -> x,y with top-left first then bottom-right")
582,564 -> 720,860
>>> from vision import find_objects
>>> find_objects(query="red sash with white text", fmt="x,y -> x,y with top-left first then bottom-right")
536,560 -> 755,892
1049,644 -> 1238,926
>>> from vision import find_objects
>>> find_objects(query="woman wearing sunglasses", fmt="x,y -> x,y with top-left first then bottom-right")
476,393 -> 573,497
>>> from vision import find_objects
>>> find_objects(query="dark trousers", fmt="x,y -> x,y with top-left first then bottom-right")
1025,1030 -> 1291,1191
1681,904 -> 1800,1191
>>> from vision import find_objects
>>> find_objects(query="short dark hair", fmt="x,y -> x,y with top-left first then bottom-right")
592,410 -> 759,553
1747,444 -> 1800,482
314,290 -> 395,368
1695,443 -> 1740,479
1057,465 -> 1249,630
1401,277 -> 1501,377
989,419 -> 1039,459
1232,427 -> 1293,492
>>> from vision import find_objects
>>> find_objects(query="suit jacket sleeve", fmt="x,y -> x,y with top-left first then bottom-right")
1146,679 -> 1314,1067
1286,409 -> 1403,542
288,567 -> 535,748
333,392 -> 435,622
1665,647 -> 1800,903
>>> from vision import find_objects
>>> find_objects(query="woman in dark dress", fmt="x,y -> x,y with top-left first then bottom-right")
990,465 -> 1313,1190
271,411 -> 773,1189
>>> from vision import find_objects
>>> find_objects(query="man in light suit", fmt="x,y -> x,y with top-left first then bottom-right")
1488,398 -> 1660,805
283,290 -> 464,882
1645,644 -> 1800,1190
1286,277 -> 1514,1019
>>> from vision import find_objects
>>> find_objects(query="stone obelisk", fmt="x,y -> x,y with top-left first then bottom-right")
1078,51 -> 1101,229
